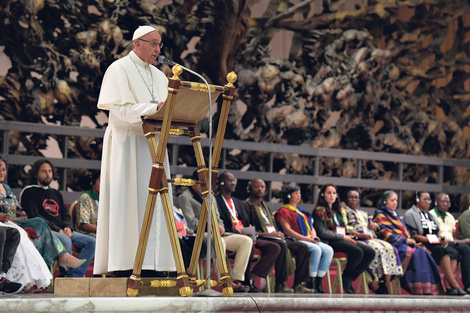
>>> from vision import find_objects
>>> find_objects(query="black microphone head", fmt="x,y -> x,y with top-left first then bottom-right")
157,55 -> 176,66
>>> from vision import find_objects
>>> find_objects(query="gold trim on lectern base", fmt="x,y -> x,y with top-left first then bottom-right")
168,178 -> 197,186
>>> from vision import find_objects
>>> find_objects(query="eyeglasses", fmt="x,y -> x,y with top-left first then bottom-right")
422,198 -> 432,202
347,196 -> 360,200
139,39 -> 163,49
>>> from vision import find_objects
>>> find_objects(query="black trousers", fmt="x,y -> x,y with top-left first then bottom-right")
286,239 -> 310,287
261,237 -> 310,287
0,226 -> 20,273
328,240 -> 375,281
448,242 -> 470,289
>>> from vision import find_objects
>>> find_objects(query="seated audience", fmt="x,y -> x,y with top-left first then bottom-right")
429,192 -> 470,294
403,191 -> 465,295
373,190 -> 443,295
172,204 -> 195,269
458,195 -> 470,240
76,171 -> 100,236
174,170 -> 253,293
0,208 -> 51,291
313,184 -> 375,294
20,159 -> 95,278
216,171 -> 281,293
274,183 -> 332,293
0,224 -> 23,293
0,157 -> 85,269
343,188 -> 403,294
245,179 -> 311,293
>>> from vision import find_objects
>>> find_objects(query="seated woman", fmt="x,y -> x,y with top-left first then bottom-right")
402,191 -> 465,296
0,157 -> 85,270
274,184 -> 333,293
312,184 -> 376,294
76,171 -> 99,237
373,190 -> 443,295
0,207 -> 51,291
343,188 -> 403,294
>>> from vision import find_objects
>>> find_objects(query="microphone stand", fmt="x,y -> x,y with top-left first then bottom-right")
177,64 -> 222,297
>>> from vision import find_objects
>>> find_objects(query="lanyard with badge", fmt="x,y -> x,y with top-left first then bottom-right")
224,197 -> 244,232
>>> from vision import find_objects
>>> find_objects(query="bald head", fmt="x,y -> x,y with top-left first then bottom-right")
436,193 -> 451,214
250,178 -> 266,200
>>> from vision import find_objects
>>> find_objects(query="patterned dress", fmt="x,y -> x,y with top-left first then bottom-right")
373,206 -> 443,295
344,206 -> 403,284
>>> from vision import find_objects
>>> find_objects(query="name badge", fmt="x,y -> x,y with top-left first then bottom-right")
175,221 -> 186,237
266,226 -> 276,233
234,221 -> 244,233
426,234 -> 440,244
336,227 -> 346,236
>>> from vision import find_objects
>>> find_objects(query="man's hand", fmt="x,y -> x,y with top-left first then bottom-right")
406,238 -> 416,246
62,227 -> 73,237
157,102 -> 164,110
218,224 -> 225,236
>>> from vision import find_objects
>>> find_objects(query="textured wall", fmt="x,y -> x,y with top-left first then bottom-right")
0,0 -> 469,206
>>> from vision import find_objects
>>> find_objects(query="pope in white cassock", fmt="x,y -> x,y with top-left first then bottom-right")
94,25 -> 176,274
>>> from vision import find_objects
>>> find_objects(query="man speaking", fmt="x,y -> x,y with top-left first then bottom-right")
94,25 -> 175,276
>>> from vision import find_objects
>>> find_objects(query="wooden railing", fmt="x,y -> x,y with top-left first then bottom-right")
1,120 -> 469,211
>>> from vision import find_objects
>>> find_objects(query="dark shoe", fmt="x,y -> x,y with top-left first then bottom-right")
315,276 -> 325,294
343,277 -> 355,294
232,281 -> 245,293
370,281 -> 389,294
0,277 -> 24,294
275,284 -> 294,293
247,284 -> 261,293
294,284 -> 315,294
446,288 -> 466,296
305,277 -> 317,293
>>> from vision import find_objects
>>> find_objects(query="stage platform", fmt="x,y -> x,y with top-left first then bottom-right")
1,293 -> 469,313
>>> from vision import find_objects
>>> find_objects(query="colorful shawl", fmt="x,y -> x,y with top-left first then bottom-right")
314,205 -> 346,232
374,205 -> 443,295
283,204 -> 313,236
373,206 -> 410,246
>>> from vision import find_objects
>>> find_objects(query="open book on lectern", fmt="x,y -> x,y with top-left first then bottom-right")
144,82 -> 222,123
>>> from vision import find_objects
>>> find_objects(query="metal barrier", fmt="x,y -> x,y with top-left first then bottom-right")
1,120 -> 469,209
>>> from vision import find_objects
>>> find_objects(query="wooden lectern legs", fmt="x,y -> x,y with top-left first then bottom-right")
126,126 -> 233,297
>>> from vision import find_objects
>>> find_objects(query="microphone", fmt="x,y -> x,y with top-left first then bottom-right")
157,55 -> 177,66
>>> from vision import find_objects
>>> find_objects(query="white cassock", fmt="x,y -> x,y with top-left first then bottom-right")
94,50 -> 176,274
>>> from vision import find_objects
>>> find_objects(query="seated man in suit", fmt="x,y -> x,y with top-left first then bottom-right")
216,171 -> 281,293
174,171 -> 253,292
20,159 -> 95,277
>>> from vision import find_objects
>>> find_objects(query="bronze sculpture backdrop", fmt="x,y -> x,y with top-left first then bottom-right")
0,0 -> 469,207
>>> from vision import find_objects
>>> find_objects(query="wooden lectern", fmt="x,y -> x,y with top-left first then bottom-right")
126,64 -> 237,297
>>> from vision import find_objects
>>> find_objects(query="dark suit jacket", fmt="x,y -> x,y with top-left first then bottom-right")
215,194 -> 249,234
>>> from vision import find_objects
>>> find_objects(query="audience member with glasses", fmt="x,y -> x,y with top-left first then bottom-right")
403,191 -> 466,295
342,188 -> 403,294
